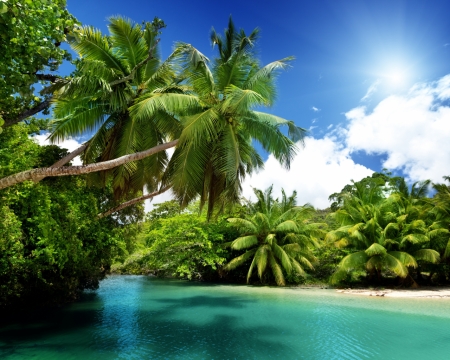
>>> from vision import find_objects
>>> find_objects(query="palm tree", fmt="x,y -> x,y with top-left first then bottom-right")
0,17 -> 305,219
49,16 -> 195,198
327,179 -> 440,285
223,186 -> 323,286
428,177 -> 450,258
0,17 -> 189,194
135,17 -> 305,217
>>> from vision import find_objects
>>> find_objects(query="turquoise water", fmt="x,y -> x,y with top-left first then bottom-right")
2,276 -> 450,359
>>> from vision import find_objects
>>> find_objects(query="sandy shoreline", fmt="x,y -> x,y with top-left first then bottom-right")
336,288 -> 450,298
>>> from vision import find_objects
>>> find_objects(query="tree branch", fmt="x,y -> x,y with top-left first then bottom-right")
0,140 -> 178,190
109,39 -> 160,86
3,98 -> 52,127
97,185 -> 171,218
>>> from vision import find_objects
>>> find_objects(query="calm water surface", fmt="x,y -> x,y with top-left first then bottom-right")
2,275 -> 450,359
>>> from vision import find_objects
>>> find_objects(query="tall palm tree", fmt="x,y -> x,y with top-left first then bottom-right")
49,16 -> 195,198
0,17 -> 305,219
223,186 -> 323,286
132,17 -> 305,217
0,17 -> 191,194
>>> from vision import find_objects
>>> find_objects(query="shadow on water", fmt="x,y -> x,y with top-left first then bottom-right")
0,292 -> 104,357
0,278 -> 300,359
134,293 -> 299,358
153,295 -> 251,309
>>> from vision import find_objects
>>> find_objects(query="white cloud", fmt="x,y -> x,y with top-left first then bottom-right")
312,106 -> 320,112
33,133 -> 83,165
361,79 -> 381,101
144,188 -> 176,212
242,137 -> 373,209
345,74 -> 450,183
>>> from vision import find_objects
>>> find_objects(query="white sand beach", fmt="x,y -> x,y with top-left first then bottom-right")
336,288 -> 450,298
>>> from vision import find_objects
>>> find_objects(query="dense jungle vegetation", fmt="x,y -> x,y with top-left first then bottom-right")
112,174 -> 450,289
1,1 -> 449,312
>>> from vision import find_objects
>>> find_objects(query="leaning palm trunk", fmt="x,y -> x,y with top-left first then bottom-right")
0,140 -> 177,190
97,185 -> 171,218
32,143 -> 89,183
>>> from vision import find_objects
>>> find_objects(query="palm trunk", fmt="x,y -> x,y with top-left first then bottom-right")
97,185 -> 171,218
0,140 -> 178,190
32,143 -> 88,183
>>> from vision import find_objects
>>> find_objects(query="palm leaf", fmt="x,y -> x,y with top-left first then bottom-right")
231,235 -> 258,250
269,252 -> 286,286
365,243 -> 387,257
383,253 -> 409,277
412,249 -> 440,264
255,244 -> 269,279
275,220 -> 299,233
272,243 -> 292,275
223,248 -> 257,271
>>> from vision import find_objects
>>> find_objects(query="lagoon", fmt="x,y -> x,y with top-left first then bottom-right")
2,275 -> 450,359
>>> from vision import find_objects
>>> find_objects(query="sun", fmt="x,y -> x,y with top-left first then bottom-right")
385,69 -> 407,86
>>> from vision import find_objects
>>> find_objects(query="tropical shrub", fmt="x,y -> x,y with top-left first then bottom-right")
223,186 -> 325,285
327,177 -> 440,285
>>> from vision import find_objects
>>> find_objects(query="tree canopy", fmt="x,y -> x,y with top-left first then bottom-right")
0,0 -> 79,127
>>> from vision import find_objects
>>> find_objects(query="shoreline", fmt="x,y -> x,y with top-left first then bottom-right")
335,287 -> 450,298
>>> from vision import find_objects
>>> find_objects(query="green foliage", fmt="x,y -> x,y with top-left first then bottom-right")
50,16 -> 183,199
223,186 -> 325,286
159,18 -> 306,217
113,203 -> 236,280
0,124 -> 139,310
0,0 -> 79,124
327,174 -> 444,285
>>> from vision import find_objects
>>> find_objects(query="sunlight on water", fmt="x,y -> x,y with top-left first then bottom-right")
2,275 -> 450,359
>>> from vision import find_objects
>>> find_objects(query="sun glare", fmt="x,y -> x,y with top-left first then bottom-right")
385,69 -> 407,86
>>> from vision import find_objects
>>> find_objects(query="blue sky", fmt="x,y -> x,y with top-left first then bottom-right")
55,0 -> 450,208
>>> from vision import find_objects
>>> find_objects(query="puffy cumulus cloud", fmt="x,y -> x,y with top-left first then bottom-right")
345,74 -> 450,183
242,137 -> 373,209
32,133 -> 83,165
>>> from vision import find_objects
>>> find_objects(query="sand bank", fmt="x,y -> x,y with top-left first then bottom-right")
336,288 -> 450,298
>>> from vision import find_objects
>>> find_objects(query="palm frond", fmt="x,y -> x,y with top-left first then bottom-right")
255,244 -> 269,279
275,220 -> 299,233
365,243 -> 387,257
412,249 -> 440,264
268,252 -> 285,286
231,235 -> 258,250
383,253 -> 409,277
108,16 -> 147,70
272,243 -> 292,275
227,218 -> 257,232
71,25 -> 126,73
223,248 -> 257,271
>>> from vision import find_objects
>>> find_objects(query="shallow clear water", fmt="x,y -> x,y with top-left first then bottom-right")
2,276 -> 450,359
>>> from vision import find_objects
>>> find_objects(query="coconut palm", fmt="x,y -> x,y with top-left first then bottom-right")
48,16 -> 198,198
134,17 -> 306,217
0,17 -> 305,219
0,17 -> 194,195
327,179 -> 440,284
223,186 -> 323,286
427,177 -> 450,258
